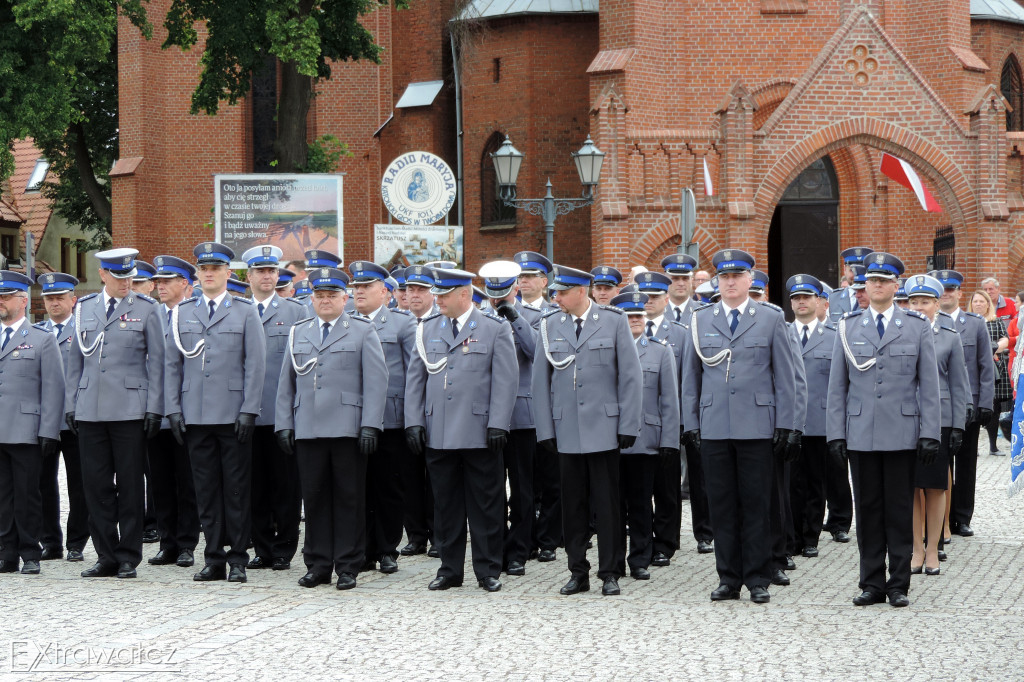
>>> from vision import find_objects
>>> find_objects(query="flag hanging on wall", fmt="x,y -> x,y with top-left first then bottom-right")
703,157 -> 715,197
879,152 -> 941,212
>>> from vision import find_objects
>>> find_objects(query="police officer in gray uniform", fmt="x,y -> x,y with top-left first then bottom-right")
514,251 -> 554,311
66,248 -> 164,579
242,245 -> 307,572
0,271 -> 64,574
826,252 -> 940,608
829,247 -> 872,321
275,266 -> 387,590
533,265 -> 643,597
681,249 -> 799,604
663,254 -> 700,323
590,266 -> 623,306
165,242 -> 266,584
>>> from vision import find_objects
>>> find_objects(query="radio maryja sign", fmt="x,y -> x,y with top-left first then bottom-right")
374,224 -> 463,270
215,174 -> 343,265
381,152 -> 457,226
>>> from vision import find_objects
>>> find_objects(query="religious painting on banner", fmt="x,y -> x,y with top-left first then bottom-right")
1010,375 -> 1024,497
373,224 -> 464,270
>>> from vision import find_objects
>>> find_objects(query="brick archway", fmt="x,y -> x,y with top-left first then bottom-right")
630,213 -> 722,270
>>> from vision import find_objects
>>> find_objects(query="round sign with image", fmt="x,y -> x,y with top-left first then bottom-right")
381,151 -> 457,226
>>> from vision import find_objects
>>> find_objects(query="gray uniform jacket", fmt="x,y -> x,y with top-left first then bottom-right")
668,298 -> 698,325
276,314 -> 388,439
254,294 -> 308,426
792,321 -> 837,438
932,320 -> 970,430
164,295 -> 266,424
38,318 -> 75,370
648,316 -> 687,380
65,292 -> 164,422
1,320 -> 65,443
828,288 -> 857,322
509,300 -> 539,430
405,308 -> 518,450
532,305 -> 643,454
371,307 -> 415,430
622,336 -> 680,455
826,307 -> 941,451
949,310 -> 995,410
681,301 -> 798,440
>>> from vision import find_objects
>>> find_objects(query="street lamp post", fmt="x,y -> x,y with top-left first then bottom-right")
490,135 -> 605,263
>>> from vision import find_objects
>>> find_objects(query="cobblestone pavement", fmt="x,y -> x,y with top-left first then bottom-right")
2,439 -> 1023,681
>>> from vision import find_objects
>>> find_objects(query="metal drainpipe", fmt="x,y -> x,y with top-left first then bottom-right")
450,32 -> 464,228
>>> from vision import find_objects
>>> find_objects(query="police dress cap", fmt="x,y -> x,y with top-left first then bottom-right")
711,248 -> 755,273
152,255 -> 196,280
95,247 -> 140,278
390,265 -> 408,289
0,270 -> 34,293
132,260 -> 156,282
480,260 -> 522,298
618,283 -> 638,294
384,276 -> 398,293
241,245 -> 283,268
905,274 -> 943,299
849,264 -> 867,289
864,251 -> 904,279
695,280 -> 714,301
424,260 -> 458,270
348,261 -> 390,284
662,253 -> 697,274
404,265 -> 435,288
841,246 -> 873,264
429,267 -> 475,295
514,251 -> 552,276
227,273 -> 250,295
472,286 -> 487,304
549,264 -> 594,291
276,268 -> 297,289
610,291 -> 649,313
37,272 -> 79,295
929,269 -> 964,288
591,266 -> 623,286
785,274 -> 822,297
635,271 -> 671,293
305,249 -> 342,268
894,278 -> 909,301
193,242 -> 234,265
819,282 -> 833,298
750,269 -> 769,292
309,267 -> 350,290
294,279 -> 312,297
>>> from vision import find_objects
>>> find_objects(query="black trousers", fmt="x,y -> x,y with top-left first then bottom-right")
147,429 -> 199,553
684,440 -> 713,543
559,450 -> 624,581
39,430 -> 89,552
400,438 -> 434,546
769,451 -> 791,571
0,443 -> 43,563
503,429 -> 535,565
824,443 -> 853,534
143,445 -> 157,533
619,454 -> 658,572
297,437 -> 366,577
849,449 -> 915,597
788,435 -> 827,552
701,438 -> 773,590
365,428 -> 406,561
426,447 -> 505,581
187,425 -> 252,567
250,425 -> 301,562
950,419 -> 982,531
532,444 -> 562,552
652,448 -> 681,558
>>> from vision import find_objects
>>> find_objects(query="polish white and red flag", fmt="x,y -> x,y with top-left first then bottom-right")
879,152 -> 941,212
703,157 -> 715,197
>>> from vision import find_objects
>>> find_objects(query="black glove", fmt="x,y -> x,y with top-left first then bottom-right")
168,413 -> 187,446
965,404 -> 975,426
682,429 -> 701,452
405,425 -> 426,456
784,430 -> 803,463
275,429 -> 295,455
234,413 -> 256,444
538,438 -> 558,454
64,411 -> 78,436
949,428 -> 964,457
143,412 -> 162,439
827,438 -> 848,463
917,437 -> 940,465
977,406 -> 993,425
618,434 -> 637,450
772,428 -> 792,458
495,300 -> 520,322
39,437 -> 60,458
487,428 -> 509,455
359,426 -> 381,457
659,447 -> 680,459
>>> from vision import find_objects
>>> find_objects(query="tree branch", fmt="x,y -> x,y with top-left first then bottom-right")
69,121 -> 112,225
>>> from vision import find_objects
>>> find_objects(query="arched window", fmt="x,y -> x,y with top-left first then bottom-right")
1001,55 -> 1023,132
480,132 -> 516,227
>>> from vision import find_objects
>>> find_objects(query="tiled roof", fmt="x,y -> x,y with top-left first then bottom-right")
459,0 -> 598,20
971,0 -> 1024,25
8,138 -> 53,256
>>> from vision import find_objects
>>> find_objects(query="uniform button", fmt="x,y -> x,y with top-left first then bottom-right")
877,394 -> 882,398
205,373 -> 210,377
730,389 -> 735,394
447,395 -> 453,400
579,400 -> 584,405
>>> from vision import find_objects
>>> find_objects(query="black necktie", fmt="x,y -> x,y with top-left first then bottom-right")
167,309 -> 173,327
322,321 -> 330,343
876,313 -> 885,339
106,297 -> 117,319
54,323 -> 64,337
258,302 -> 265,317
801,325 -> 809,347
646,320 -> 655,338
451,318 -> 459,338
1,328 -> 11,351
729,309 -> 739,334
674,307 -> 682,323
575,318 -> 583,339
209,300 -> 216,320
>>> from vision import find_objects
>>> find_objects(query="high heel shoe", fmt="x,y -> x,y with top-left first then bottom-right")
925,566 -> 940,576
911,565 -> 923,574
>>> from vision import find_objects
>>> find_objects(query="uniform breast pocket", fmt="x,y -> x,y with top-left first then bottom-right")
12,349 -> 36,375
425,342 -> 448,365
642,364 -> 659,388
546,340 -> 572,362
218,323 -> 244,337
587,337 -> 614,366
266,326 -> 290,352
812,349 -> 831,374
330,342 -> 360,368
889,344 -> 918,374
461,342 -> 489,369
744,336 -> 769,364
699,336 -> 723,355
110,321 -> 145,347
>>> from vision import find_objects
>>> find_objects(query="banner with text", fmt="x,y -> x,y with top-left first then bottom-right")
373,224 -> 464,270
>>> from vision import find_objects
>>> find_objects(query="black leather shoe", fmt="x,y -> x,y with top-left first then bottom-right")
651,552 -> 670,567
802,546 -> 819,558
428,575 -> 463,590
601,577 -> 621,596
630,567 -> 651,580
20,560 -> 40,575
749,586 -> 770,603
771,569 -> 790,586
359,560 -> 377,573
831,530 -> 851,543
479,576 -> 502,592
336,573 -> 357,590
176,549 -> 195,567
272,558 -> 290,571
148,549 -> 177,565
585,540 -> 594,550
0,560 -> 18,573
528,548 -> 539,560
925,566 -> 940,576
911,564 -> 923,575
247,556 -> 270,569
40,546 -> 63,561
193,564 -> 227,581
379,555 -> 399,574
427,545 -> 440,558
117,562 -> 137,578
888,591 -> 910,607
66,549 -> 84,562
957,525 -> 974,537
559,576 -> 590,595
938,550 -> 947,562
710,584 -> 740,601
298,571 -> 331,588
785,556 -> 797,571
400,542 -> 427,556
228,564 -> 247,583
505,560 -> 525,576
81,562 -> 118,578
697,540 -> 713,554
537,549 -> 557,562
142,529 -> 160,544
852,591 -> 885,606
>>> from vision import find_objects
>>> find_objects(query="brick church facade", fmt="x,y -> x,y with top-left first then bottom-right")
113,0 -> 1024,296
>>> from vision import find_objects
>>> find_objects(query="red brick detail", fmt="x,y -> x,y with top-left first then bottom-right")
110,158 -> 143,177
950,46 -> 990,73
587,48 -> 635,74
